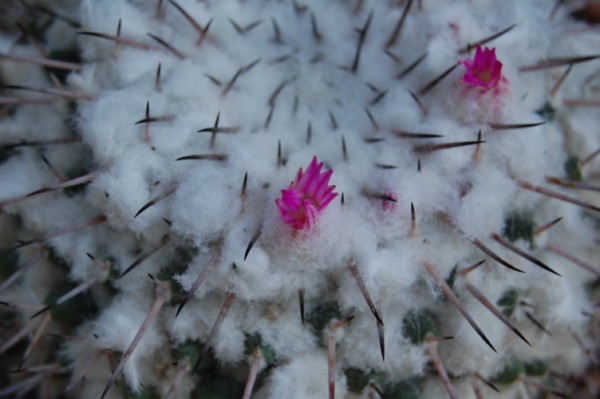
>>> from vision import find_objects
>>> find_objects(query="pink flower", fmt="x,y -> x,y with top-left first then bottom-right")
382,191 -> 398,212
275,156 -> 338,230
460,45 -> 503,89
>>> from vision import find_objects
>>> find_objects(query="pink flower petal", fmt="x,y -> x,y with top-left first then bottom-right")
460,45 -> 503,89
275,156 -> 338,230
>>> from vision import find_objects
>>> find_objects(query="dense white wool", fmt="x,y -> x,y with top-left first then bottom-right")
0,98 -> 68,145
0,0 -> 599,397
2,251 -> 59,308
438,294 -> 507,373
92,294 -> 166,391
170,168 -> 239,242
0,43 -> 51,88
238,299 -> 318,361
453,164 -> 517,238
0,154 -> 55,203
258,352 -> 348,399
340,309 -> 431,377
78,89 -> 153,164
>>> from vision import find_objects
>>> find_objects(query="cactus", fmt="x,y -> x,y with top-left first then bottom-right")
1,1 -> 600,398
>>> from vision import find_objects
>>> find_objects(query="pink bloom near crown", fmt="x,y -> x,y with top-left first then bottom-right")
275,156 -> 338,230
460,45 -> 503,89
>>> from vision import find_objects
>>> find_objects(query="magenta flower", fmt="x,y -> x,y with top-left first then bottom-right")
460,45 -> 503,89
275,156 -> 338,230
